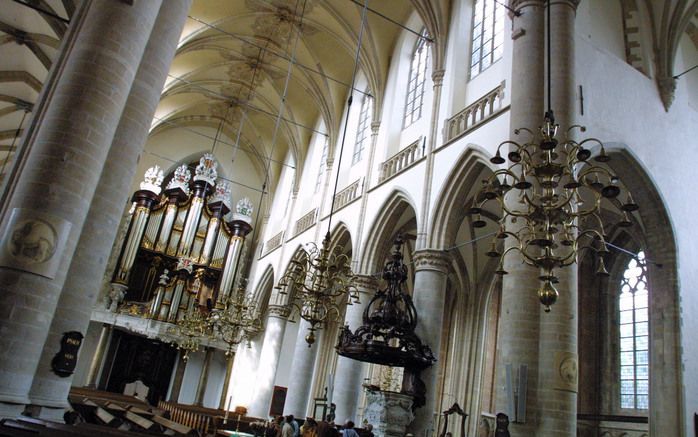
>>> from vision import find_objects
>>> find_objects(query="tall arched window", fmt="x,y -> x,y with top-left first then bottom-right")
353,95 -> 372,164
619,251 -> 649,410
470,0 -> 505,78
403,30 -> 430,128
315,138 -> 328,193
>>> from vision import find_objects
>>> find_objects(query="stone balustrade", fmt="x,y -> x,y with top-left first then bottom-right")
577,416 -> 649,437
445,81 -> 506,143
333,178 -> 363,211
263,231 -> 284,256
379,138 -> 424,183
293,208 -> 317,237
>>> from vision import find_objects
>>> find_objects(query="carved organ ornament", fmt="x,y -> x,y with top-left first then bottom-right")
110,154 -> 254,325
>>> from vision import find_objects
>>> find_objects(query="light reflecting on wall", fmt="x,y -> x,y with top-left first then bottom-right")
228,337 -> 262,409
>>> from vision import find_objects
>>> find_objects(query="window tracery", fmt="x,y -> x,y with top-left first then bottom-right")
619,251 -> 649,410
353,95 -> 372,164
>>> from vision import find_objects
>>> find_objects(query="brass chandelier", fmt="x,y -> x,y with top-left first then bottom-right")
278,236 -> 359,345
275,0 -> 370,346
210,282 -> 263,355
469,0 -> 638,312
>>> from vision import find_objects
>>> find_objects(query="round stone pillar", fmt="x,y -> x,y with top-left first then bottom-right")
283,318 -> 323,418
249,305 -> 290,418
536,1 -> 580,435
408,250 -> 450,436
0,0 -> 163,418
494,2 -> 545,435
332,275 -> 377,423
25,1 -> 192,418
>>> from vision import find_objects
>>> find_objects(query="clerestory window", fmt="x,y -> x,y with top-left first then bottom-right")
353,94 -> 372,164
315,138 -> 328,193
619,251 -> 649,410
470,0 -> 505,78
403,29 -> 430,128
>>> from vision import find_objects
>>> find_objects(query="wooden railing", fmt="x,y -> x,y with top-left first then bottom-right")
263,231 -> 284,256
333,178 -> 363,211
577,414 -> 649,437
379,138 -> 424,183
445,81 -> 506,142
293,208 -> 317,237
158,400 -> 214,435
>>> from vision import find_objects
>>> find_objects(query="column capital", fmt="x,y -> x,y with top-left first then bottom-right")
510,0 -> 545,9
353,274 -> 379,292
432,69 -> 445,87
370,121 -> 381,135
412,249 -> 450,274
267,304 -> 291,319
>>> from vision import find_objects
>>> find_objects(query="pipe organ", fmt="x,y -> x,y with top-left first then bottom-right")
110,154 -> 253,322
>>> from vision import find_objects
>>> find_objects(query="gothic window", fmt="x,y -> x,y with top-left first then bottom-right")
353,95 -> 372,164
404,29 -> 430,128
315,139 -> 328,193
470,0 -> 505,78
619,251 -> 649,410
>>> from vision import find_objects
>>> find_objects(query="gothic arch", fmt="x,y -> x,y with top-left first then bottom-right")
251,263 -> 275,314
359,189 -> 419,274
603,145 -> 682,435
430,146 -> 494,248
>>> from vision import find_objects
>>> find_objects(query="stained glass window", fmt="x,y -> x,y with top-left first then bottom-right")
470,0 -> 505,78
619,251 -> 649,410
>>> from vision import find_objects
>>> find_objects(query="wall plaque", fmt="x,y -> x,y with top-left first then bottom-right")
51,331 -> 84,377
0,208 -> 72,279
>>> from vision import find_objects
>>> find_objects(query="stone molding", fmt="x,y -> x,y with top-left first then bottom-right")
412,249 -> 451,274
353,274 -> 379,292
431,69 -> 445,87
267,304 -> 291,319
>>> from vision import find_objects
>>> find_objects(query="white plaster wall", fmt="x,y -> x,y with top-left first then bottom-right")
575,34 -> 698,434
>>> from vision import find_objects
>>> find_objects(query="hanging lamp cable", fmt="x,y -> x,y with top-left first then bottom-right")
326,0 -> 370,239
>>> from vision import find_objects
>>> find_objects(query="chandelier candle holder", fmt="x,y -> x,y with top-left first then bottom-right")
469,111 -> 639,311
277,234 -> 359,345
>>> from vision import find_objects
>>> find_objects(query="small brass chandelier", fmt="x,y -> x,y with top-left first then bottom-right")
469,0 -> 639,312
278,236 -> 359,345
276,0 -> 369,345
210,282 -> 263,355
168,306 -> 211,361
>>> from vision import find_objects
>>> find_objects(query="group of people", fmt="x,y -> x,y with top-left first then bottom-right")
270,416 -> 372,437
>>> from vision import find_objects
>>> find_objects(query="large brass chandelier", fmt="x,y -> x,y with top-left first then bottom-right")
275,0 -> 369,345
469,0 -> 638,312
210,282 -> 263,355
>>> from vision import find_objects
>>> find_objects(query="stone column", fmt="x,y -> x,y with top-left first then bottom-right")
283,319 -> 323,418
535,1 -> 580,435
408,250 -> 450,435
84,324 -> 113,388
492,2 -> 556,436
169,353 -> 188,403
0,0 -> 164,418
23,1 -> 191,418
332,275 -> 377,423
249,304 -> 290,418
417,70 -> 445,249
195,347 -> 214,407
219,351 -> 236,409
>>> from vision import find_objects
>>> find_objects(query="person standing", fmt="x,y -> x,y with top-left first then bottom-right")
340,421 -> 359,437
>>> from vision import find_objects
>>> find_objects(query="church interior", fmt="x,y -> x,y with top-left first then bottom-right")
0,0 -> 697,436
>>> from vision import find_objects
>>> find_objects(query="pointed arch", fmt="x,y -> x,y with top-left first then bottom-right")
359,189 -> 418,274
251,263 -> 275,313
430,146 -> 494,248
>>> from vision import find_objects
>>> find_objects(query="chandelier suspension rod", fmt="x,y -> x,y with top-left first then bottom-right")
346,0 -> 433,42
165,73 -> 328,137
187,15 -> 372,98
327,0 -> 370,237
242,0 -> 310,282
226,42 -> 271,159
546,0 -> 553,117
